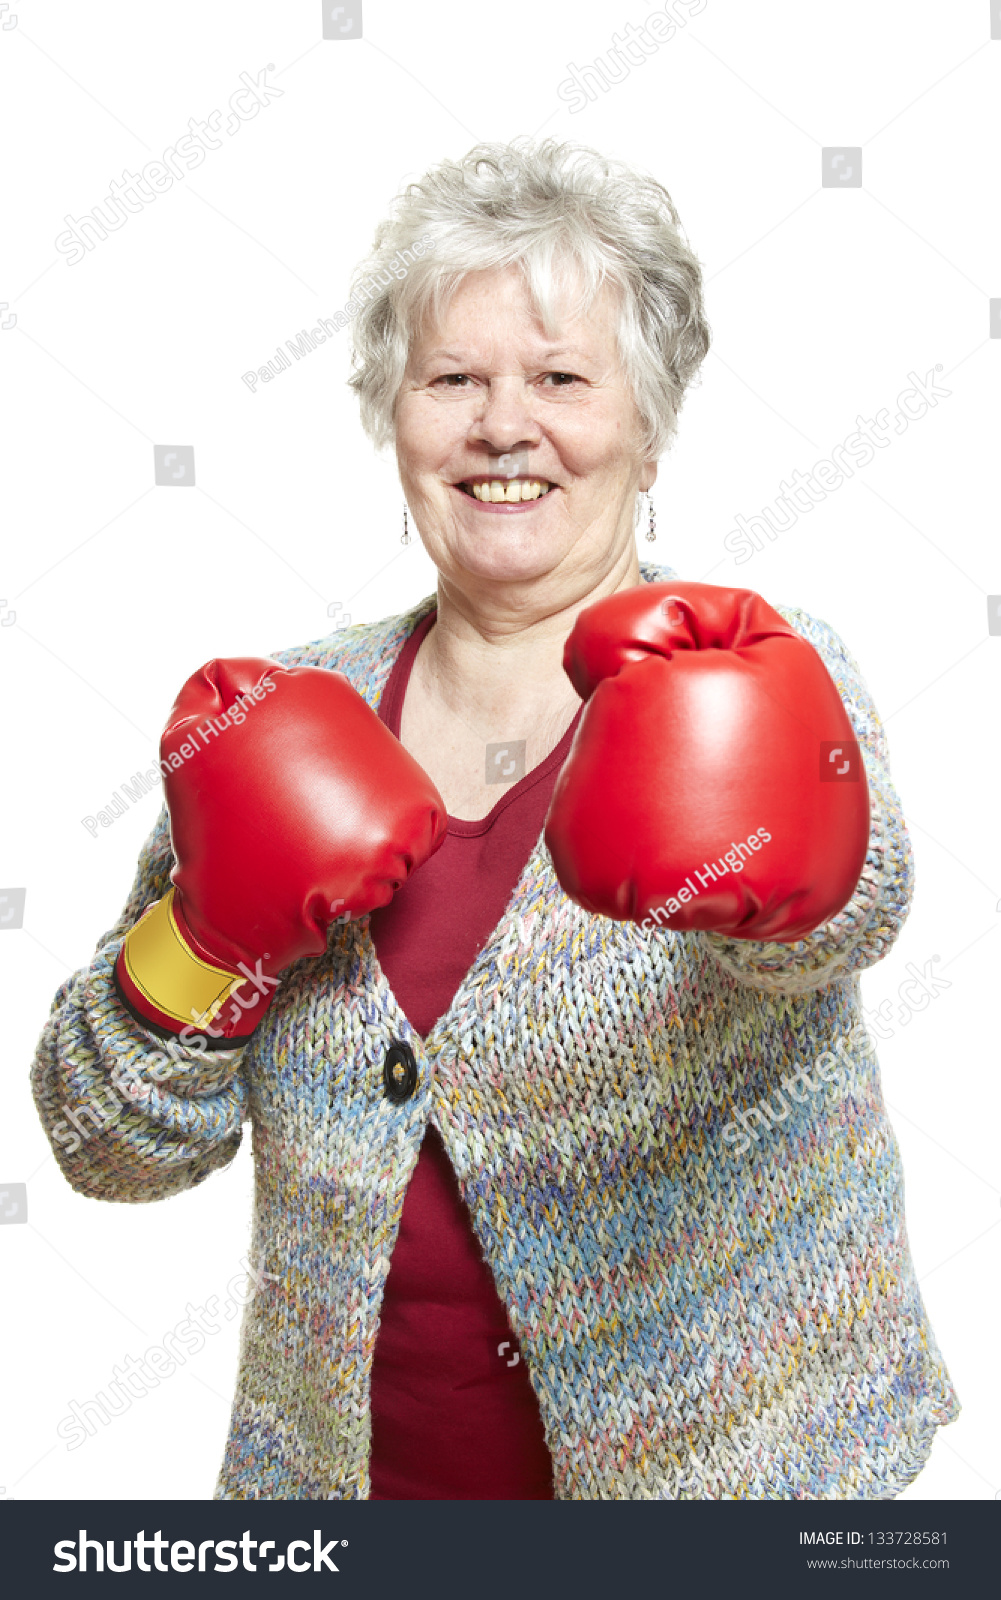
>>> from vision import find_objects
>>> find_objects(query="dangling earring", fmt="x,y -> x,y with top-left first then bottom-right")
401,503 -> 410,546
645,492 -> 657,543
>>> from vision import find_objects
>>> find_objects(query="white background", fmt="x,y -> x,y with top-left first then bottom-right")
1,0 -> 998,1502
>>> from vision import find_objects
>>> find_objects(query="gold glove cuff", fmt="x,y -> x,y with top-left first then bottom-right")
121,887 -> 242,1027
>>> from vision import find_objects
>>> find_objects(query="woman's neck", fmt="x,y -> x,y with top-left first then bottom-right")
419,543 -> 643,728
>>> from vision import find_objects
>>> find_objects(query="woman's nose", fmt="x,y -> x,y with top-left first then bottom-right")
468,376 -> 542,450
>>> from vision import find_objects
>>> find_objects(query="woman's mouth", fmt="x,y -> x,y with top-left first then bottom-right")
456,478 -> 555,503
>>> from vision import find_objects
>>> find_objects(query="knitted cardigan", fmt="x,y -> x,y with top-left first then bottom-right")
31,561 -> 959,1500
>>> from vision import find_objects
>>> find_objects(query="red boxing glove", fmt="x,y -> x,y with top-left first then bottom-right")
544,583 -> 870,941
115,657 -> 447,1042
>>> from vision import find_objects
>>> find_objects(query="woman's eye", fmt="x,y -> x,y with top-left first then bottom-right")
429,371 -> 583,390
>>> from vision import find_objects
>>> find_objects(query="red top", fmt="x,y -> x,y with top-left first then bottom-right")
367,607 -> 581,1500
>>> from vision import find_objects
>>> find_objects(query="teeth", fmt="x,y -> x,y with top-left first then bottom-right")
468,480 -> 550,502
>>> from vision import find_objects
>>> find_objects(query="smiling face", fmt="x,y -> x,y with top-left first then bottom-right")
394,265 -> 657,611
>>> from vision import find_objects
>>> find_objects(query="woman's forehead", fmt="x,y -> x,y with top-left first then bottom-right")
412,271 -> 620,358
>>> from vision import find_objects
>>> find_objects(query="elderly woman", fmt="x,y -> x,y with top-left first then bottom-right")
32,138 -> 957,1501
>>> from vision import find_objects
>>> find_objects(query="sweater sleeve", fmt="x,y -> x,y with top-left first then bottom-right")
702,607 -> 913,996
29,805 -> 249,1204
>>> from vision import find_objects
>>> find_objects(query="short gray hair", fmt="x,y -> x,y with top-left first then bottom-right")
346,138 -> 711,459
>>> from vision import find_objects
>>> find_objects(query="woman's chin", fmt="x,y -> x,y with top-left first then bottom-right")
449,533 -> 572,585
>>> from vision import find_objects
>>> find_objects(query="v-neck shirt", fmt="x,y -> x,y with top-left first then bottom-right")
366,606 -> 582,1499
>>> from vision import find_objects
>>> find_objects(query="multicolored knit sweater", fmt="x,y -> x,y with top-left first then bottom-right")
31,561 -> 959,1499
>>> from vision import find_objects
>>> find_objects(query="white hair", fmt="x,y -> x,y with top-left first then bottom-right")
346,137 -> 711,460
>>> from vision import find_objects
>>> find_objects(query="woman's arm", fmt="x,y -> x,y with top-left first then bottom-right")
29,805 -> 249,1204
704,606 -> 913,995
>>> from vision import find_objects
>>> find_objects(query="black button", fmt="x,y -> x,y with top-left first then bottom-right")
383,1039 -> 418,1104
